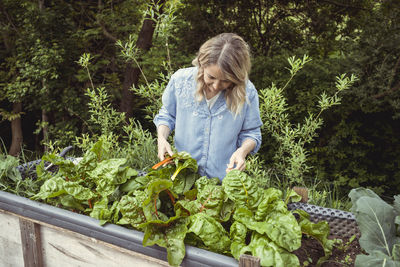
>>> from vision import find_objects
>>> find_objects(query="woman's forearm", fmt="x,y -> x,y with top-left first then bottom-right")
236,138 -> 256,158
157,125 -> 173,160
157,124 -> 171,141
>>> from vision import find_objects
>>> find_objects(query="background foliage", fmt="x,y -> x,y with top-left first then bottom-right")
1,0 -> 399,198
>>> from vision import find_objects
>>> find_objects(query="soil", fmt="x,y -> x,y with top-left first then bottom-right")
293,235 -> 362,267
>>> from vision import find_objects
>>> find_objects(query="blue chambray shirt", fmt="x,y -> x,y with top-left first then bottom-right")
154,67 -> 262,181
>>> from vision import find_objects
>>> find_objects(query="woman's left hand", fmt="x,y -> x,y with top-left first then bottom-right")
226,139 -> 256,173
226,149 -> 246,173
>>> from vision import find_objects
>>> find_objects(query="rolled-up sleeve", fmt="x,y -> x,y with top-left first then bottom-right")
237,84 -> 263,154
153,74 -> 177,131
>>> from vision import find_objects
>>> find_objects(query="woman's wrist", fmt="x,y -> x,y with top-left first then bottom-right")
237,139 -> 256,158
157,125 -> 171,140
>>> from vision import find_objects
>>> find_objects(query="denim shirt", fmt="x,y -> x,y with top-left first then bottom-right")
154,67 -> 262,180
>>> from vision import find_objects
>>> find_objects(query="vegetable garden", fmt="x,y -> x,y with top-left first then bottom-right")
2,136 -> 400,266
1,0 -> 400,266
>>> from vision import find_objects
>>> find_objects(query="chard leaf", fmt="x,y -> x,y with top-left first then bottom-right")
89,197 -> 120,225
187,213 -> 231,253
172,169 -> 198,195
59,195 -> 85,211
265,211 -> 302,251
196,181 -> 233,221
183,188 -> 198,200
175,199 -> 202,216
63,180 -> 96,200
245,232 -> 300,267
234,207 -> 301,251
230,221 -> 247,259
294,209 -> 337,265
32,176 -> 67,200
87,158 -> 126,184
90,139 -> 106,161
284,188 -> 302,204
146,165 -> 174,179
255,188 -> 283,221
87,158 -> 134,197
121,175 -> 150,192
222,170 -> 263,210
75,148 -> 98,173
41,154 -> 76,178
171,152 -> 198,180
117,192 -> 147,228
141,217 -> 189,267
118,167 -> 138,184
195,176 -> 220,190
349,188 -> 400,257
142,178 -> 173,221
174,178 -> 234,221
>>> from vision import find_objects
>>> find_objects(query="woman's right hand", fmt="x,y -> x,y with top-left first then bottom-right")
157,137 -> 173,160
157,125 -> 174,160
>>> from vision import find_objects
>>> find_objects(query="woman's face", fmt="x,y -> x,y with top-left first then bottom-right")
203,64 -> 233,97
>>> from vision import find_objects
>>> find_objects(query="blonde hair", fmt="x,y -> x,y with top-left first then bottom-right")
192,33 -> 251,116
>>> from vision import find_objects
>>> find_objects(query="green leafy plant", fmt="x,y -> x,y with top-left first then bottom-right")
30,139 -> 336,267
116,0 -> 181,122
349,187 -> 400,266
259,55 -> 358,186
75,53 -> 158,170
0,154 -> 44,197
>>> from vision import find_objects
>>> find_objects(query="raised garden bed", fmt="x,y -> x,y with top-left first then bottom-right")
1,152 -> 362,267
0,190 -> 238,267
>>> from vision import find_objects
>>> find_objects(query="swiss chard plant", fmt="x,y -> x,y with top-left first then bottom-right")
29,139 -> 337,267
349,187 -> 400,267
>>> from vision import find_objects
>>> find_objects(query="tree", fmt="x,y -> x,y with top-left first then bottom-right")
119,0 -> 167,119
0,0 -> 65,155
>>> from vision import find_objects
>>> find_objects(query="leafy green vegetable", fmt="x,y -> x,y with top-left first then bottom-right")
222,170 -> 264,210
90,197 -> 120,225
187,213 -> 231,253
120,175 -> 150,192
142,178 -> 174,221
141,217 -> 190,267
175,176 -> 234,221
294,209 -> 338,266
230,221 -> 247,258
242,232 -> 300,267
117,191 -> 147,227
170,151 -> 198,180
24,139 -> 337,267
233,207 -> 301,252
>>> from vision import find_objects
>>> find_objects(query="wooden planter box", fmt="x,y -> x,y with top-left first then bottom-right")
0,189 -> 360,267
3,153 -> 359,266
0,190 -> 238,267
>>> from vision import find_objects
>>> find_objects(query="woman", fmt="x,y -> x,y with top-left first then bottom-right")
154,33 -> 262,180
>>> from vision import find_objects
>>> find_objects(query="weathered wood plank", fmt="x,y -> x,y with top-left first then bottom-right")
2,210 -> 171,267
19,218 -> 43,267
0,211 -> 24,267
40,225 -> 170,267
239,254 -> 260,267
